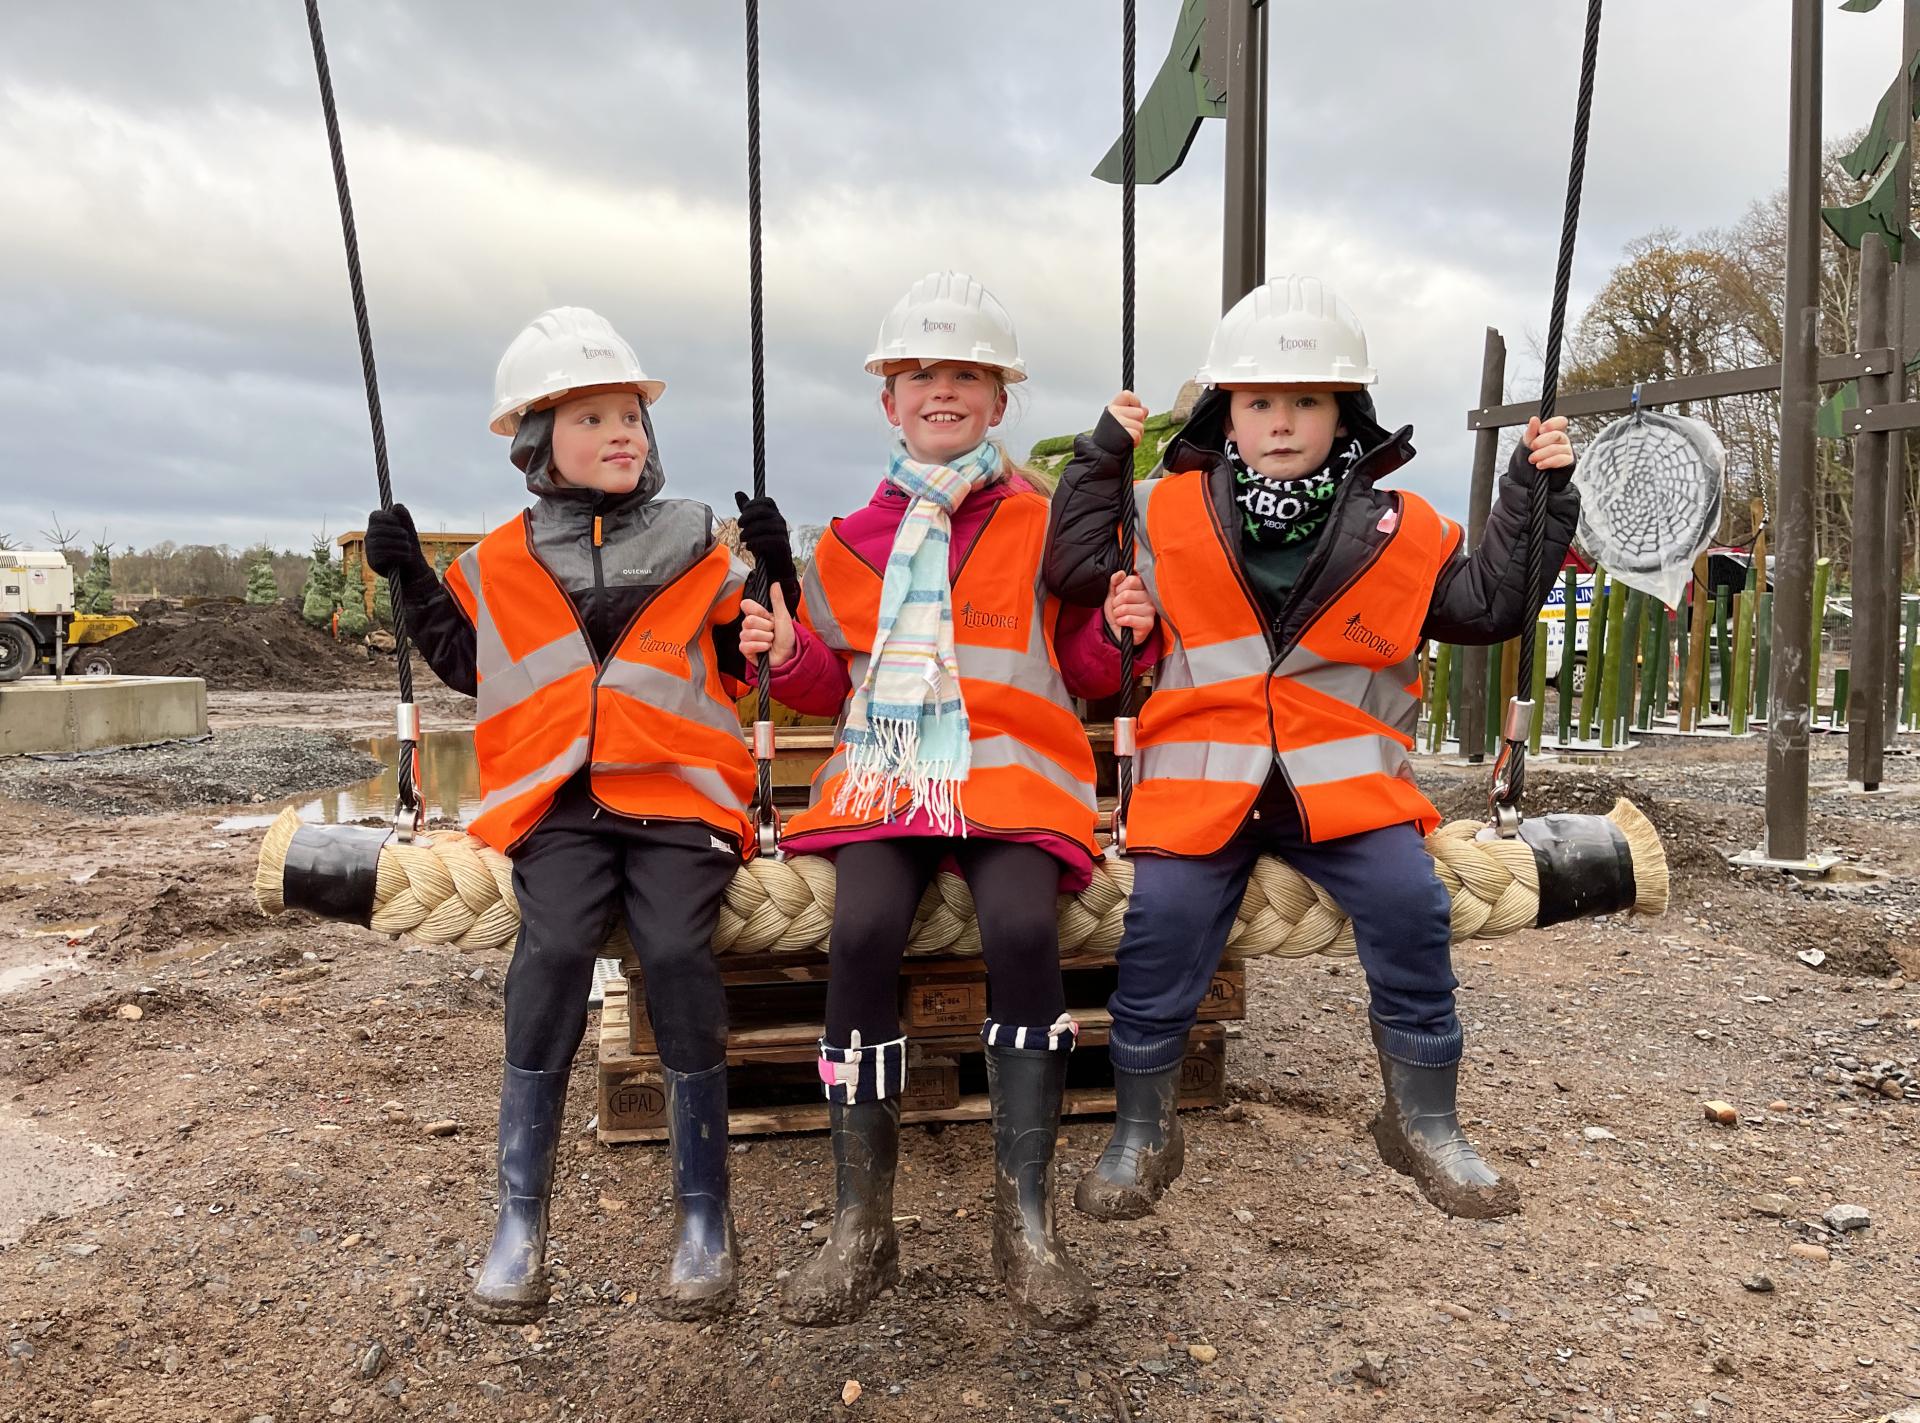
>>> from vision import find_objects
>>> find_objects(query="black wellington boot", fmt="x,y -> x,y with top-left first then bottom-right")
467,1063 -> 570,1323
1366,1022 -> 1520,1220
1073,1054 -> 1185,1221
780,1098 -> 901,1326
985,1044 -> 1095,1332
657,1062 -> 739,1320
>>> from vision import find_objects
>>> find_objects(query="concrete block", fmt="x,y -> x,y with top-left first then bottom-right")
0,676 -> 207,756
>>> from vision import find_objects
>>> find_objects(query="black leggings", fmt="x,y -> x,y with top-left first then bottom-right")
504,777 -> 736,1075
825,837 -> 1067,1045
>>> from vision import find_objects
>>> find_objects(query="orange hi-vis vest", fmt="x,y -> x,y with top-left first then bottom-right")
444,516 -> 754,856
782,490 -> 1099,855
1130,469 -> 1463,855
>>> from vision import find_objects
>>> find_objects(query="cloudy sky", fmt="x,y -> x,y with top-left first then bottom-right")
0,2 -> 1904,554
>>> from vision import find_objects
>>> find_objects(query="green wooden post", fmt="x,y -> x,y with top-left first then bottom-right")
1651,605 -> 1673,724
1754,591 -> 1774,722
1447,636 -> 1465,747
1720,583 -> 1735,714
1556,569 -> 1577,747
1599,587 -> 1631,748
1486,638 -> 1504,757
1429,643 -> 1454,752
1730,589 -> 1755,735
1579,571 -> 1609,743
1809,556 -> 1831,719
1673,599 -> 1689,723
1636,594 -> 1662,729
1620,591 -> 1648,742
1833,666 -> 1851,731
1896,599 -> 1912,733
1529,620 -> 1549,754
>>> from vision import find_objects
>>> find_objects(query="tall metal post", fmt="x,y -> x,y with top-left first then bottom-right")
1457,327 -> 1507,763
1885,0 -> 1918,724
1764,0 -> 1823,861
1852,232 -> 1894,788
1221,0 -> 1267,310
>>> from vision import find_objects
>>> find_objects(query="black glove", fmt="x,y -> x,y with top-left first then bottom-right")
365,504 -> 432,583
734,491 -> 802,613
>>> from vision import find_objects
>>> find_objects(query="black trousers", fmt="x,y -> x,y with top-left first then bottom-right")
824,837 -> 1067,1045
504,774 -> 736,1074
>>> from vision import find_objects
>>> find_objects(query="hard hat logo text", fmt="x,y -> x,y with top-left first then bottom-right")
1274,336 -> 1319,352
581,344 -> 617,360
921,318 -> 957,334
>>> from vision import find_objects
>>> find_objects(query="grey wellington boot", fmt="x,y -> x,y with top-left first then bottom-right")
986,1043 -> 1095,1332
657,1062 -> 739,1320
467,1063 -> 570,1322
1073,1053 -> 1186,1221
1366,1022 -> 1520,1220
781,1098 -> 901,1326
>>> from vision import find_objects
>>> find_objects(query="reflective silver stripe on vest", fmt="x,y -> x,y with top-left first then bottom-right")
1277,733 -> 1412,788
589,760 -> 747,813
458,541 -> 598,724
1276,645 -> 1421,737
959,641 -> 1070,706
1137,739 -> 1272,786
968,734 -> 1096,807
800,555 -> 852,653
478,631 -> 596,723
599,654 -> 743,741
479,735 -> 591,816
1178,634 -> 1270,689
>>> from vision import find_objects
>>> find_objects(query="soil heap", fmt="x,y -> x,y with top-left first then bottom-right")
106,600 -> 388,691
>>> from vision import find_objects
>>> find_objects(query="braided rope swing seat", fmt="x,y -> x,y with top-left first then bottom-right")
253,798 -> 1667,962
274,0 -> 1669,968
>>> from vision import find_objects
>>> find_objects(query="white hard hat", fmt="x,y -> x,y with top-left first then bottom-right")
1195,275 -> 1376,388
489,307 -> 665,436
864,271 -> 1027,383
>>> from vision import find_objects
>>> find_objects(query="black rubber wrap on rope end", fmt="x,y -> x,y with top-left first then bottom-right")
1517,813 -> 1636,929
282,823 -> 390,927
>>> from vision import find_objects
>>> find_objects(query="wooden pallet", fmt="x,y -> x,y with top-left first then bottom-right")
622,951 -> 1244,1056
596,978 -> 1227,1144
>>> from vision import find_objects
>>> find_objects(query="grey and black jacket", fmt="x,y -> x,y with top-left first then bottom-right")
393,402 -> 748,696
1042,386 -> 1579,649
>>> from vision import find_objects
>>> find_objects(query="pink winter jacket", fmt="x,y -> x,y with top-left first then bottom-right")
770,474 -> 1157,891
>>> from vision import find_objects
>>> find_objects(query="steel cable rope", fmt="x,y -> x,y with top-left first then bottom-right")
1490,0 -> 1604,832
744,0 -> 778,850
303,0 -> 421,827
1111,0 -> 1141,846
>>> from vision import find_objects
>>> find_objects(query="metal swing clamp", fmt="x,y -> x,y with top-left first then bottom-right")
1108,716 -> 1136,853
1485,695 -> 1534,838
752,718 -> 781,856
393,701 -> 426,842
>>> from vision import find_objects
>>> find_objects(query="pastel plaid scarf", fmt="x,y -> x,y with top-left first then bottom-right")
831,437 -> 1006,834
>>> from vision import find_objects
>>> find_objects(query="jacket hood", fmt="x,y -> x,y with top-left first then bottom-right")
1165,384 -> 1411,480
512,400 -> 667,512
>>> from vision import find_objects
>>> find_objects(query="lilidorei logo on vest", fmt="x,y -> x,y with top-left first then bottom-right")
959,601 -> 1021,632
629,628 -> 688,660
1340,612 -> 1398,658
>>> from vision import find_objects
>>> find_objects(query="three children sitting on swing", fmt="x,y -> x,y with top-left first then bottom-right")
364,272 -> 1577,1331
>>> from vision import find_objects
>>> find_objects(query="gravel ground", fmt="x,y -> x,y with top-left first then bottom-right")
0,727 -> 382,816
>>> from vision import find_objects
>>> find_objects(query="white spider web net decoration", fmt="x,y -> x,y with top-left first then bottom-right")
1571,408 -> 1725,609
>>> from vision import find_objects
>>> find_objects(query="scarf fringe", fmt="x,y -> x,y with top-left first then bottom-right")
832,716 -> 968,837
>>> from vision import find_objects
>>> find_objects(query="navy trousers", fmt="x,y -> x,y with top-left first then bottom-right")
1108,791 -> 1461,1072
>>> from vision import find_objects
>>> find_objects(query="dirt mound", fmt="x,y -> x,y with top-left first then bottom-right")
107,600 -> 385,691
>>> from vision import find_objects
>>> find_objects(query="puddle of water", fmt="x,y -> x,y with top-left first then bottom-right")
217,727 -> 482,831
143,939 -> 224,967
0,953 -> 86,997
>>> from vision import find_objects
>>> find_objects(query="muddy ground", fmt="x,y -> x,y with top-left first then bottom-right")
4,692 -> 1920,1423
